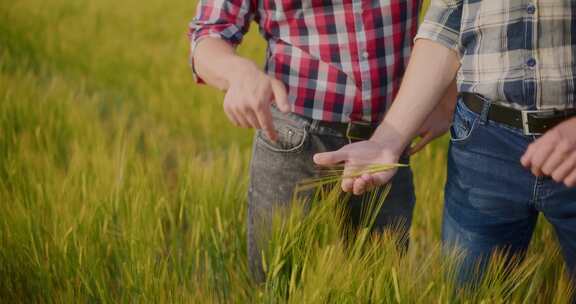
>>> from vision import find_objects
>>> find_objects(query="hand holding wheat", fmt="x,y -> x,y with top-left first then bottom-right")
313,140 -> 404,195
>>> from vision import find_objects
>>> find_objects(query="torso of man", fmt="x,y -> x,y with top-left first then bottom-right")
190,0 -> 422,123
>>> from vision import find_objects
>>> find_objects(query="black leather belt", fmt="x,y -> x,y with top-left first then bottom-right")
317,120 -> 377,142
462,93 -> 576,135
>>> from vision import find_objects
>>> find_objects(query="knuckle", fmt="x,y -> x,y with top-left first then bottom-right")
548,128 -> 561,140
552,173 -> 563,182
254,101 -> 267,111
534,154 -> 545,164
565,174 -> 576,186
228,102 -> 241,112
569,154 -> 576,166
239,102 -> 251,112
259,80 -> 273,92
558,141 -> 571,152
267,77 -> 278,86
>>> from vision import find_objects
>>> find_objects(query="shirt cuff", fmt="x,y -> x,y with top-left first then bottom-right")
189,33 -> 226,84
414,20 -> 461,53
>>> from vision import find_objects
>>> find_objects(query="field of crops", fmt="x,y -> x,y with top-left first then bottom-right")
0,0 -> 572,302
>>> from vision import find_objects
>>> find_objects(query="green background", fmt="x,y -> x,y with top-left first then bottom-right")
0,0 -> 571,302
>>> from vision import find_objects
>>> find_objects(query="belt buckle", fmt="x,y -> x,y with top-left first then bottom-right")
521,110 -> 553,136
346,120 -> 370,143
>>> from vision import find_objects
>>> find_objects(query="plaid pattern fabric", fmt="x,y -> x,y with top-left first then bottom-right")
189,0 -> 421,123
417,0 -> 576,110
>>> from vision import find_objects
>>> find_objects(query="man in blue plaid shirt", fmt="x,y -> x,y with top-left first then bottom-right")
315,0 -> 576,288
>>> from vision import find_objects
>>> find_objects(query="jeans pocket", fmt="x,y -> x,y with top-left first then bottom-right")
449,99 -> 480,144
256,110 -> 308,153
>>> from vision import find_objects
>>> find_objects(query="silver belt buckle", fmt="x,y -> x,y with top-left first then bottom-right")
521,110 -> 554,136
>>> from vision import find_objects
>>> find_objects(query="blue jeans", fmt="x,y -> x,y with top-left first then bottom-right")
444,99 -> 576,286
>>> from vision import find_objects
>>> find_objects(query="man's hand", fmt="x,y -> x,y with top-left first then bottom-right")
313,140 -> 403,195
521,117 -> 576,187
224,59 -> 291,141
409,80 -> 457,155
192,38 -> 291,141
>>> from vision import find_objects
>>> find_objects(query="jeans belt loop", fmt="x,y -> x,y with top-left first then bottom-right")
308,118 -> 318,133
479,99 -> 492,125
346,122 -> 354,144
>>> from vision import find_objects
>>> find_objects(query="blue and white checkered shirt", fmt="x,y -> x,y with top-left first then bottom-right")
416,0 -> 576,110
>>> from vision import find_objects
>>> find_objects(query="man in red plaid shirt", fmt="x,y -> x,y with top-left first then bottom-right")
189,0 -> 456,281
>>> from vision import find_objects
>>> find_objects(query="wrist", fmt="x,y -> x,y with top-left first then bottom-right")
369,123 -> 410,156
224,57 -> 260,88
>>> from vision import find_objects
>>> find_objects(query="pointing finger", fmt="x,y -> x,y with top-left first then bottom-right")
244,108 -> 262,130
254,105 -> 277,141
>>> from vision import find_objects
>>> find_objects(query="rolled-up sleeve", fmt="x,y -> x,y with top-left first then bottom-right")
415,0 -> 463,52
188,0 -> 255,82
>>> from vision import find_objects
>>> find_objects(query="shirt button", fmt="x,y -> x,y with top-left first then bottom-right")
362,51 -> 369,59
526,4 -> 536,14
527,58 -> 537,67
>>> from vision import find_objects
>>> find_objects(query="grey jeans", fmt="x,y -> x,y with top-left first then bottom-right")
247,108 -> 416,281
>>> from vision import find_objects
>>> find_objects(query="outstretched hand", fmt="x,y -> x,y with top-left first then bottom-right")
313,140 -> 402,195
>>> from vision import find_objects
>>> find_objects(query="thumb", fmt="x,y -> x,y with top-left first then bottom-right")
313,150 -> 349,166
271,79 -> 290,113
409,132 -> 434,155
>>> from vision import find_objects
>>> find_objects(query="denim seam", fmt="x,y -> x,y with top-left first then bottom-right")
530,176 -> 543,207
449,115 -> 480,143
255,129 -> 308,153
449,100 -> 481,144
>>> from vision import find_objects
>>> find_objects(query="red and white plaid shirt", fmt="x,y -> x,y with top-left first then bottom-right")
189,0 -> 421,123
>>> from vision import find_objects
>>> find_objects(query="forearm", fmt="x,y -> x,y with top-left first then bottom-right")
193,37 -> 258,91
372,39 -> 460,151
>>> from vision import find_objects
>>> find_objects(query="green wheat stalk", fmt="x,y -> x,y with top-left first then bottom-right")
295,163 -> 408,192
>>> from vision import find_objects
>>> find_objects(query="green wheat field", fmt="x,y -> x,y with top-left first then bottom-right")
0,0 -> 573,302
